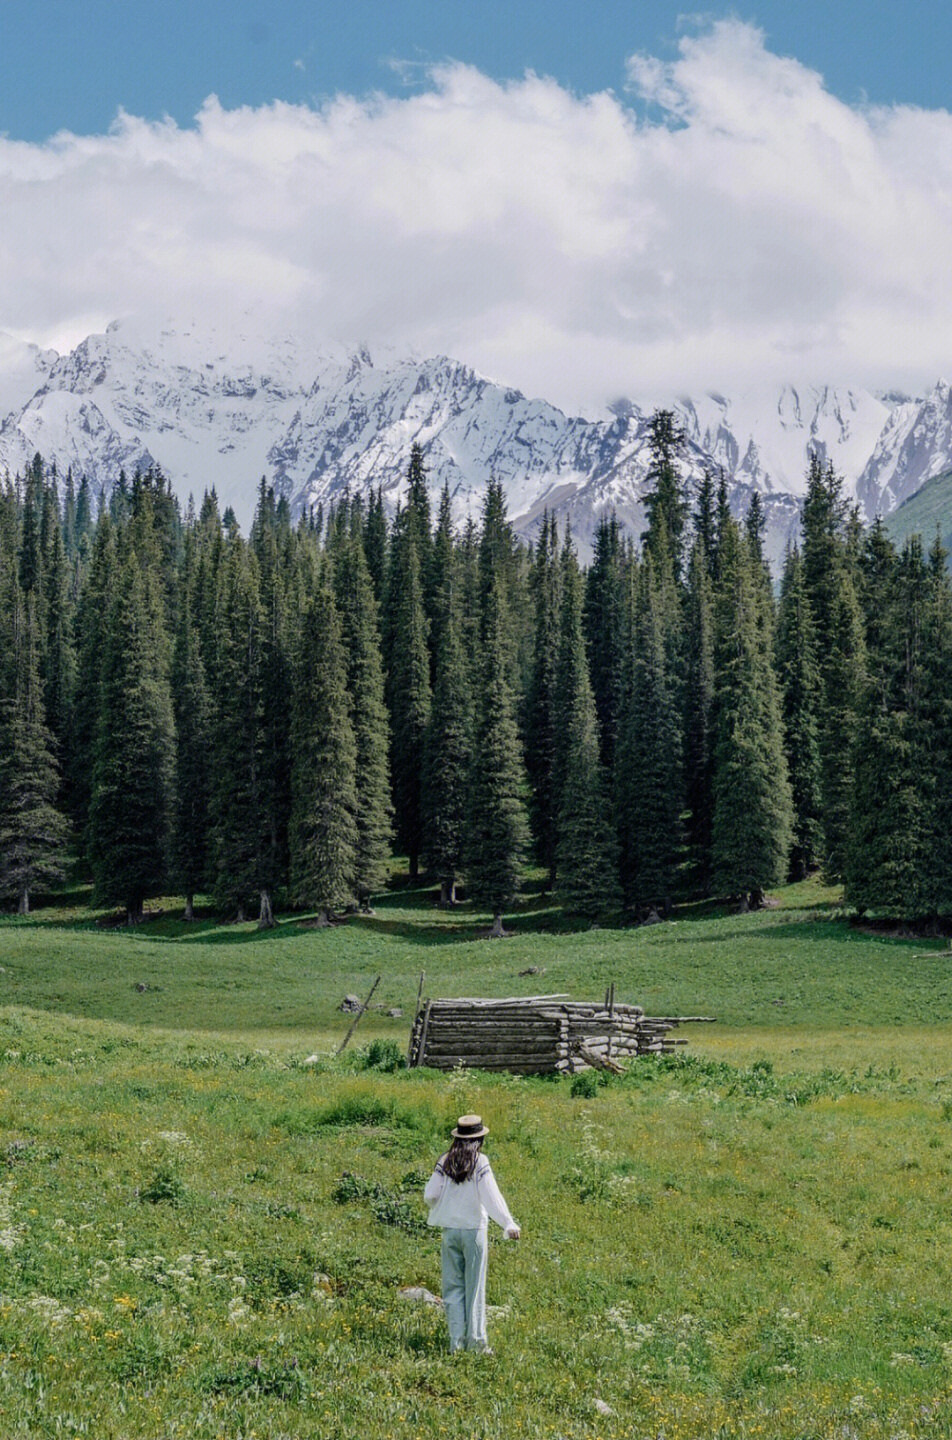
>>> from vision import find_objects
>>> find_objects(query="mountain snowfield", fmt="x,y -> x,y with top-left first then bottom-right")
1,319 -> 950,564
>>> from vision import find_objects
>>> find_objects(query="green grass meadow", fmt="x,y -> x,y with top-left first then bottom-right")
4,877 -> 952,1437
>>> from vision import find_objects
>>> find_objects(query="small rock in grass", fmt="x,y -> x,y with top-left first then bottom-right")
302,1054 -> 321,1066
339,994 -> 363,1013
398,1286 -> 443,1307
593,1398 -> 614,1417
386,1007 -> 403,1018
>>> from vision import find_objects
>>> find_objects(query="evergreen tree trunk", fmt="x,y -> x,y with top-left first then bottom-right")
258,888 -> 275,929
439,878 -> 457,907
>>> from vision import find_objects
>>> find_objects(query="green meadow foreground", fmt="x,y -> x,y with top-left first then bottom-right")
4,881 -> 952,1437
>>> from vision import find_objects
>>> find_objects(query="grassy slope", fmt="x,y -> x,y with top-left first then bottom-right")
3,879 -> 952,1437
885,467 -> 952,554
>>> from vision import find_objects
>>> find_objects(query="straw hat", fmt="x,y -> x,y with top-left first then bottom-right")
452,1114 -> 489,1139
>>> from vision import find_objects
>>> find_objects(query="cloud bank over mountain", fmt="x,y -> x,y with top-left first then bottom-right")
1,19 -> 950,412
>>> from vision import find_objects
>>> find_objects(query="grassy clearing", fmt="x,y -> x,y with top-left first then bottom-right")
2,877 -> 952,1436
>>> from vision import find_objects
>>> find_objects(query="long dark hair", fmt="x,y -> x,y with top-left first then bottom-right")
443,1136 -> 483,1183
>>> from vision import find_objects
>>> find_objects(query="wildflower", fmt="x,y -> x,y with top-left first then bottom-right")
0,1184 -> 23,1252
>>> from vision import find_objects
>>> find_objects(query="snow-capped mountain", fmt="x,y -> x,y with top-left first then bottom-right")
1,319 -> 950,566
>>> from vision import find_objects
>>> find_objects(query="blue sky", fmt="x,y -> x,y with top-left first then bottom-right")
2,0 -> 950,142
1,5 -> 951,405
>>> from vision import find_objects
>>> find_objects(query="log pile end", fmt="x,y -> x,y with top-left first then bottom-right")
406,994 -> 714,1074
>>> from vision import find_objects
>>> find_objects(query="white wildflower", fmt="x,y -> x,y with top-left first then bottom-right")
0,1183 -> 23,1252
24,1295 -> 72,1326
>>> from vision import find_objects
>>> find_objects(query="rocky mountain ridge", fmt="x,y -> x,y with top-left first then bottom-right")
0,320 -> 949,565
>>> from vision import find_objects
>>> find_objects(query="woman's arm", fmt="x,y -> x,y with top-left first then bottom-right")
476,1163 -> 520,1236
424,1157 -> 448,1208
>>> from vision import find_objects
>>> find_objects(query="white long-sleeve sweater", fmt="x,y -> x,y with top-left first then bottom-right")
424,1153 -> 517,1232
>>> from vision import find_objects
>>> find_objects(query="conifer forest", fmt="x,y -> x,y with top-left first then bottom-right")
1,412 -> 948,929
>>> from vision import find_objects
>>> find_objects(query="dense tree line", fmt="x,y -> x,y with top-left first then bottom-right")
1,428 -> 951,927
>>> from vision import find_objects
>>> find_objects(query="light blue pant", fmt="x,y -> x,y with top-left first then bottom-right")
441,1227 -> 488,1351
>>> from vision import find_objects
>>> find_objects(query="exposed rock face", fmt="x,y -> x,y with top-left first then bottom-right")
1,319 -> 948,566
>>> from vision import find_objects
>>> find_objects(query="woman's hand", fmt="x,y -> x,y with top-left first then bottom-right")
505,1225 -> 521,1240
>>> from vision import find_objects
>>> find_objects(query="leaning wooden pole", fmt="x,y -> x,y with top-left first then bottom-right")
407,971 -> 425,1066
336,975 -> 382,1056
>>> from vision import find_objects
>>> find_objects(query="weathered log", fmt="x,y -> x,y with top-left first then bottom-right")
578,1043 -> 625,1074
428,1023 -> 562,1035
420,1059 -> 558,1073
406,971 -> 426,1066
420,1048 -> 564,1059
412,1000 -> 433,1069
426,994 -> 571,1007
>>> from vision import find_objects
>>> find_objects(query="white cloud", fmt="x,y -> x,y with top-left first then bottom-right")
1,19 -> 951,411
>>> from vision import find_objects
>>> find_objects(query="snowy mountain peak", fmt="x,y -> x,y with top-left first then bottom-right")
2,320 -> 952,566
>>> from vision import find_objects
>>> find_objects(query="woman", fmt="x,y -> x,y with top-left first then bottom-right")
424,1114 -> 520,1354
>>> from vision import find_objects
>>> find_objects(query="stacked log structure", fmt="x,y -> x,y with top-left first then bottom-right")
407,994 -> 714,1074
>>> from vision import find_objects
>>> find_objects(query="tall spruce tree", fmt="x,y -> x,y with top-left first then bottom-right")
208,535 -> 270,922
845,532 -> 929,917
334,531 -> 393,907
682,537 -> 716,892
524,513 -> 561,887
554,535 -> 619,918
615,555 -> 683,915
465,567 -> 529,936
643,410 -> 687,585
583,514 -> 624,770
69,515 -> 117,859
422,488 -> 471,904
171,530 -> 212,919
776,546 -> 823,879
250,483 -> 292,926
363,485 -> 388,605
289,570 -> 358,923
800,455 -> 866,878
385,531 -> 431,878
0,589 -> 68,912
921,535 -> 952,918
710,516 -> 792,907
88,546 -> 176,921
